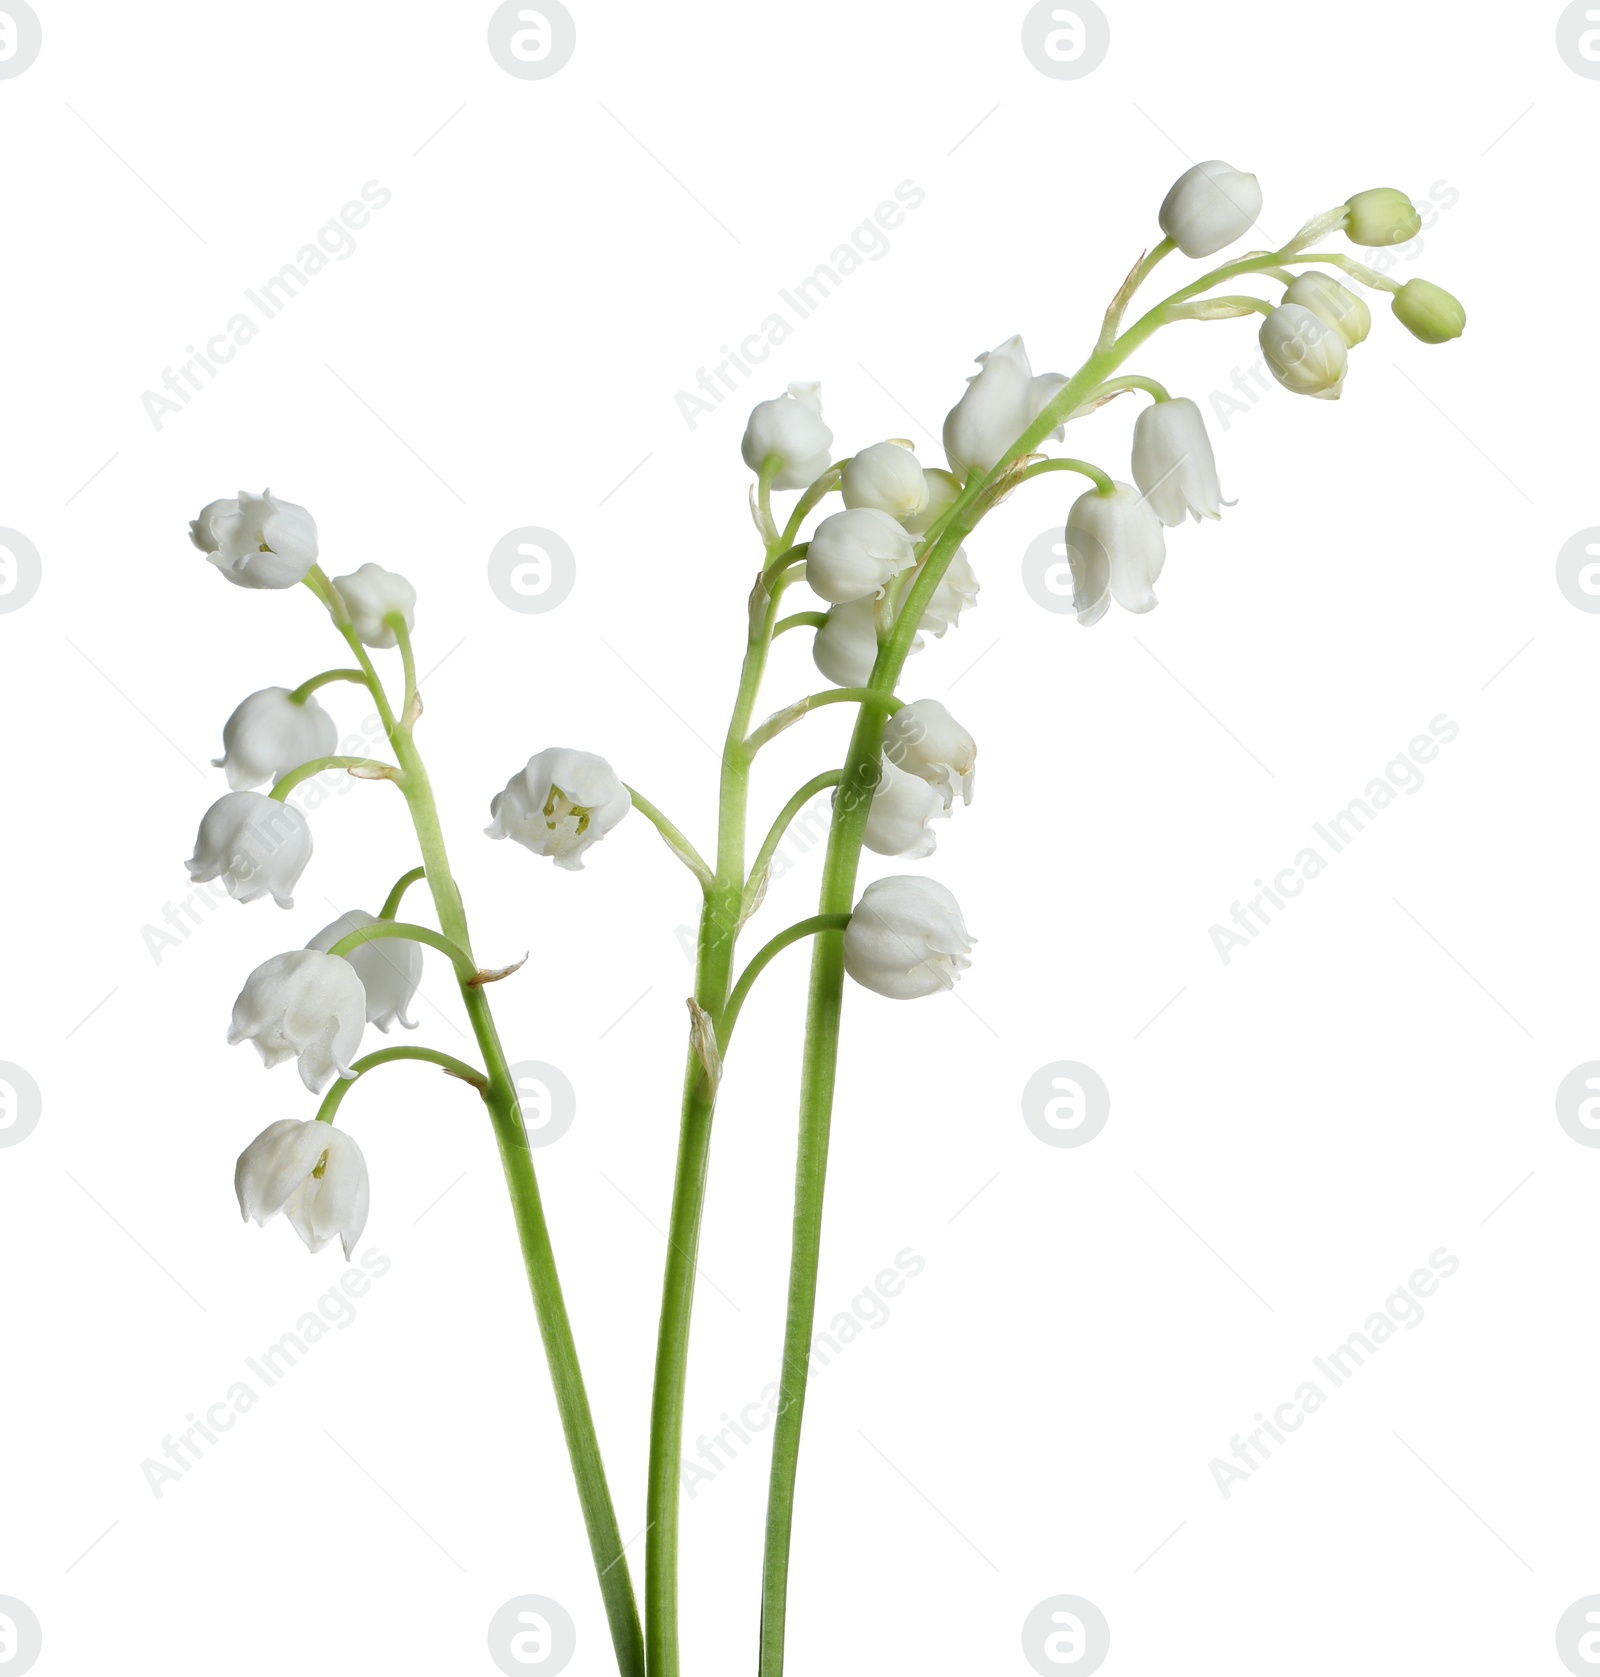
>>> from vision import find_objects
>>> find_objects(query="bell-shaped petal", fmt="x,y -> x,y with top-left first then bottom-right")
330,563 -> 417,649
1260,303 -> 1348,399
741,382 -> 834,490
805,507 -> 918,604
228,950 -> 367,1094
191,490 -> 319,590
487,747 -> 631,871
843,875 -> 974,1000
1065,482 -> 1167,625
861,756 -> 949,858
942,336 -> 1066,484
1131,398 -> 1223,526
236,1119 -> 371,1259
306,910 -> 421,1033
812,596 -> 883,686
903,468 -> 962,536
187,791 -> 313,908
919,547 -> 979,637
882,699 -> 976,808
1158,161 -> 1262,258
213,687 -> 338,790
840,442 -> 929,522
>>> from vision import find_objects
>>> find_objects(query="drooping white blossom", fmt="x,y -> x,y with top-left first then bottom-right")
236,1119 -> 371,1259
190,490 -> 319,590
187,791 -> 313,908
307,910 -> 421,1033
741,382 -> 835,489
904,468 -> 962,536
920,547 -> 979,637
330,563 -> 417,649
1158,161 -> 1262,258
843,875 -> 974,1000
228,950 -> 368,1094
805,507 -> 917,604
942,336 -> 1066,484
812,596 -> 884,687
1131,398 -> 1223,526
861,756 -> 949,859
1260,303 -> 1348,399
486,747 -> 631,871
1064,483 -> 1167,625
882,699 -> 976,808
213,687 -> 338,790
840,442 -> 929,522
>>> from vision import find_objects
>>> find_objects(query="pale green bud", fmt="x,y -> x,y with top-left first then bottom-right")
1391,279 -> 1466,344
1344,188 -> 1422,247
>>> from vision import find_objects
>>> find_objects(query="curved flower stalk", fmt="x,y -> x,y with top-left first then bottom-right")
181,503 -> 644,1677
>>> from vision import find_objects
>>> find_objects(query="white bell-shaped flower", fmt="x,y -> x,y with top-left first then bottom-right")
920,548 -> 979,637
861,756 -> 949,859
904,468 -> 962,535
487,747 -> 631,871
187,791 -> 313,908
306,910 -> 421,1033
213,687 -> 338,790
741,382 -> 834,489
228,950 -> 368,1094
1065,483 -> 1167,625
330,563 -> 417,649
942,336 -> 1066,484
1131,398 -> 1224,527
190,490 -> 319,590
1282,272 -> 1370,347
813,596 -> 883,687
843,875 -> 974,1000
1158,160 -> 1262,258
1260,303 -> 1348,399
882,700 -> 976,808
841,442 -> 929,522
805,508 -> 918,604
236,1119 -> 371,1259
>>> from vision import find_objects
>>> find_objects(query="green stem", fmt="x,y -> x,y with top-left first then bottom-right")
326,918 -> 475,980
745,688 -> 903,755
269,755 -> 397,800
624,784 -> 715,887
743,771 -> 842,918
720,914 -> 851,1051
1085,373 -> 1170,405
773,611 -> 828,637
313,1046 -> 489,1125
287,668 -> 368,704
1006,457 -> 1115,495
379,866 -> 427,920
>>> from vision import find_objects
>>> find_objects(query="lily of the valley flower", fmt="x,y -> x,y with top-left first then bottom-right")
331,563 -> 417,649
187,791 -> 313,907
1158,160 -> 1262,258
805,507 -> 917,604
228,950 -> 367,1094
236,1118 -> 370,1258
920,547 -> 979,637
904,467 -> 962,535
190,490 -> 319,590
1343,188 -> 1421,248
307,910 -> 421,1033
1282,272 -> 1370,347
812,596 -> 885,687
942,336 -> 1066,484
862,757 -> 949,858
213,687 -> 338,790
741,382 -> 835,489
1391,279 -> 1466,344
1065,482 -> 1167,625
487,747 -> 631,871
1259,303 -> 1348,399
843,875 -> 974,1000
841,442 -> 929,522
1131,398 -> 1223,526
882,699 -> 976,807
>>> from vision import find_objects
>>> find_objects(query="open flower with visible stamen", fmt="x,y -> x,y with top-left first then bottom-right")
190,490 -> 319,590
236,1119 -> 371,1258
213,687 -> 338,790
228,950 -> 368,1094
486,748 -> 631,871
843,876 -> 974,1000
187,791 -> 313,907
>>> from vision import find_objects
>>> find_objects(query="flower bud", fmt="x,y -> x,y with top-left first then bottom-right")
1158,160 -> 1262,258
1344,188 -> 1421,247
212,687 -> 338,790
841,442 -> 928,522
805,508 -> 917,604
487,748 -> 630,871
330,563 -> 417,649
307,910 -> 421,1033
1391,278 -> 1465,344
942,336 -> 1066,484
812,596 -> 883,686
882,699 -> 976,808
843,876 -> 974,1000
741,382 -> 834,490
228,950 -> 367,1094
187,791 -> 313,908
1259,303 -> 1348,400
1281,272 -> 1370,347
861,757 -> 949,858
1064,483 -> 1167,625
190,489 -> 319,590
1131,397 -> 1223,526
236,1118 -> 370,1258
903,468 -> 962,535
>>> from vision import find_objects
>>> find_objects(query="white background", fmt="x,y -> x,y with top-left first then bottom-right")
1,2 -> 1594,1673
